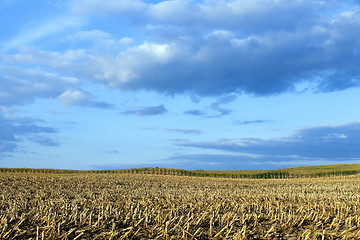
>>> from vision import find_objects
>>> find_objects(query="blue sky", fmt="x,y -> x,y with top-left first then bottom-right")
1,0 -> 360,170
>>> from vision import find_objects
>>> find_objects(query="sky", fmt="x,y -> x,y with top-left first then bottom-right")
1,0 -> 360,170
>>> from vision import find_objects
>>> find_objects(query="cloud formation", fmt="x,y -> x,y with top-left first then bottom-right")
0,62 -> 112,108
141,127 -> 202,134
234,120 -> 271,125
184,95 -> 236,117
0,64 -> 77,106
184,110 -> 206,117
164,128 -> 202,135
123,105 -> 167,116
58,90 -> 114,109
0,115 -> 58,156
2,0 -> 360,100
177,122 -> 360,160
162,153 -> 359,170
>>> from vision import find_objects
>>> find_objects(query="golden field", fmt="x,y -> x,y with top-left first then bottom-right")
1,171 -> 360,239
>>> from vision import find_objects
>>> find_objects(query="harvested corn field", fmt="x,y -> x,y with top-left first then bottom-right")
1,172 -> 360,239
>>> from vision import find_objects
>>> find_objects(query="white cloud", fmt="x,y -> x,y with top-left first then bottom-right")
325,133 -> 347,139
119,37 -> 134,46
3,48 -> 88,80
135,42 -> 173,63
68,30 -> 112,42
57,90 -> 114,109
78,42 -> 178,86
0,65 -> 77,106
58,90 -> 89,107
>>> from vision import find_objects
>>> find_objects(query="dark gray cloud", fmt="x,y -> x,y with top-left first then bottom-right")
92,152 -> 358,171
123,105 -> 167,116
184,110 -> 206,116
0,115 -> 59,156
184,94 -> 236,117
234,120 -> 271,125
29,135 -> 59,147
211,95 -> 237,107
141,127 -> 202,135
88,101 -> 114,109
106,150 -> 121,154
14,124 -> 57,134
184,108 -> 232,118
209,94 -> 236,116
164,128 -> 202,135
177,122 -> 360,160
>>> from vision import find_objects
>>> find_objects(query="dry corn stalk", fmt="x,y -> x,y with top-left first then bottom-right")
0,172 -> 360,239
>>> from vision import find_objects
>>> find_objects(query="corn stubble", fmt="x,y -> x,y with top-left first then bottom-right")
1,173 -> 360,239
